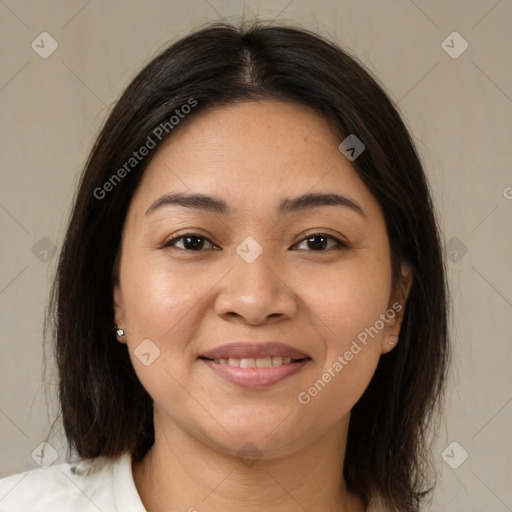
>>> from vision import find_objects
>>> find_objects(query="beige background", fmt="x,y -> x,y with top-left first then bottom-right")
0,0 -> 511,510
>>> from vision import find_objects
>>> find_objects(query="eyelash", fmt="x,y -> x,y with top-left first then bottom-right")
162,232 -> 349,252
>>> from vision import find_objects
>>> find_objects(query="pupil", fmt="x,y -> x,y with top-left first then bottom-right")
185,236 -> 203,250
308,235 -> 327,250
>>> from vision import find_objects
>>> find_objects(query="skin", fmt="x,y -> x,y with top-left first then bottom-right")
113,99 -> 412,512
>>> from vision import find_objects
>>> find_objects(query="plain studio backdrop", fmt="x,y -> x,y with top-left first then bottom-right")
0,1 -> 511,510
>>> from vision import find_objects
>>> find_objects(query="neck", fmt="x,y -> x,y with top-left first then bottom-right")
132,412 -> 366,512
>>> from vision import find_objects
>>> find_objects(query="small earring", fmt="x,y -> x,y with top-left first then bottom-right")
114,325 -> 126,337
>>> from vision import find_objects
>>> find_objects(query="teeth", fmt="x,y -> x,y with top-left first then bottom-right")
256,357 -> 272,368
240,358 -> 255,368
212,356 -> 296,367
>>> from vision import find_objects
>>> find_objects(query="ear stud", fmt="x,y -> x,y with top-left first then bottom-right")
114,325 -> 126,337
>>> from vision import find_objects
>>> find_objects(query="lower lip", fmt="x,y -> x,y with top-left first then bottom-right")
200,358 -> 310,389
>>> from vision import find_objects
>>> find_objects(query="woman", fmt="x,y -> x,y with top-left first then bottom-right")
0,20 -> 449,512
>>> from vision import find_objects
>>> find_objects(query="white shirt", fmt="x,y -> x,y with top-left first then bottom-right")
0,452 -> 145,511
0,453 -> 381,511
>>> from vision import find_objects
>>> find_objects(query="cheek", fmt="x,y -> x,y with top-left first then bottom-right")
300,252 -> 392,343
121,253 -> 210,341
119,255 -> 208,411
118,253 -> 215,399
294,254 -> 391,413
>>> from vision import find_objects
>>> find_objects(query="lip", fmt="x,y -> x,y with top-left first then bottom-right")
199,342 -> 311,390
200,342 -> 309,360
201,358 -> 310,389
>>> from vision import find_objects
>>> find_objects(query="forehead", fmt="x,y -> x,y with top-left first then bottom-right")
129,100 -> 378,218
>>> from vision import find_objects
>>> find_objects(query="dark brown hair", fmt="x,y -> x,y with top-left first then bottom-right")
46,20 -> 450,512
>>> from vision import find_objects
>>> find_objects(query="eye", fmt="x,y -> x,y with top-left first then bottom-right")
292,233 -> 348,251
163,232 -> 347,252
163,233 -> 218,251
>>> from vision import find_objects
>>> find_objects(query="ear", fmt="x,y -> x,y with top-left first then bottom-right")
113,282 -> 127,344
381,263 -> 413,354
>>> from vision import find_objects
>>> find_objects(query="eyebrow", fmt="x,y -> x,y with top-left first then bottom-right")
144,192 -> 365,218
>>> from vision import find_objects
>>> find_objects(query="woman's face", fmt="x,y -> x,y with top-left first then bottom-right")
114,99 -> 411,459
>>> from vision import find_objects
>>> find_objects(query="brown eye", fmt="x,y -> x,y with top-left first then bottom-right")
164,234 -> 217,251
293,233 -> 348,251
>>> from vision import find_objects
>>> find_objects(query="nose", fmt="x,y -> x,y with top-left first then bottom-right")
214,244 -> 298,326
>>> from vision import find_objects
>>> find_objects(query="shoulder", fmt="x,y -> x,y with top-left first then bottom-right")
0,452 -> 143,511
366,493 -> 408,512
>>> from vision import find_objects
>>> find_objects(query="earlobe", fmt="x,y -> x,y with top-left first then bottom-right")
381,306 -> 404,354
113,283 -> 127,344
381,264 -> 413,354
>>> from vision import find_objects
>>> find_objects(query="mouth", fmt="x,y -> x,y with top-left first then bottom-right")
198,342 -> 311,389
200,355 -> 304,367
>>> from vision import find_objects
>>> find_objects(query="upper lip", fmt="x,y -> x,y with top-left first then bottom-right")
200,342 -> 309,360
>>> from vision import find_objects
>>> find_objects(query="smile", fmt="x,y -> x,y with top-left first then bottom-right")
209,356 -> 297,367
200,356 -> 310,389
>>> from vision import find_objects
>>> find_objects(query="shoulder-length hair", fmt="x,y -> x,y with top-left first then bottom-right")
47,20 -> 450,512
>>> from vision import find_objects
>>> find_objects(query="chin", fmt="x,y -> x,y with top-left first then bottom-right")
196,410 -> 311,460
